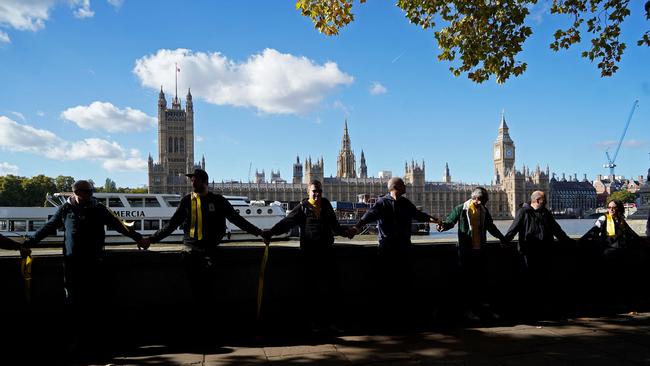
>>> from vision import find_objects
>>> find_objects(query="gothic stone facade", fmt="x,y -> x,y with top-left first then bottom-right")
208,116 -> 549,219
148,88 -> 204,194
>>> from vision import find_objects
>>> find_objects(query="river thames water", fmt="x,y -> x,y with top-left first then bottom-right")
428,218 -> 645,239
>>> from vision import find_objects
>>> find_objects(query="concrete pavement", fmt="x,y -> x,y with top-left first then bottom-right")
54,312 -> 650,366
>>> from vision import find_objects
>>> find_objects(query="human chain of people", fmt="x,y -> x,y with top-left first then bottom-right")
1,168 -> 649,331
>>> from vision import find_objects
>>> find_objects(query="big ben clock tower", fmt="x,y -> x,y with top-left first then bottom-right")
493,112 -> 515,184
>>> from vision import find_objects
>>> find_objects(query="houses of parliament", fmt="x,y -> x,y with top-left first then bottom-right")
148,90 -> 549,219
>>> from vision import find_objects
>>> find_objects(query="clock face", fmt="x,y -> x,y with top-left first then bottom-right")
494,148 -> 501,159
506,148 -> 513,157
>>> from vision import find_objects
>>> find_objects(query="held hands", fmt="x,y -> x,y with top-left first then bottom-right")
19,245 -> 31,258
19,238 -> 32,258
261,229 -> 272,246
345,226 -> 359,239
137,237 -> 151,250
436,223 -> 444,232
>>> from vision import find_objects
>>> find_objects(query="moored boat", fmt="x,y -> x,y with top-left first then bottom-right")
0,192 -> 287,244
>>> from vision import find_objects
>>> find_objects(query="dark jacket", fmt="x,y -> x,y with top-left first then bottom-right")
0,233 -> 19,251
357,193 -> 434,249
151,192 -> 261,252
441,199 -> 504,252
270,197 -> 346,251
581,214 -> 640,253
26,197 -> 142,259
504,202 -> 571,255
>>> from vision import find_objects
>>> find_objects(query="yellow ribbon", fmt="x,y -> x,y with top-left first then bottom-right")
468,201 -> 481,248
190,193 -> 203,240
256,244 -> 269,319
20,254 -> 32,304
606,213 -> 616,237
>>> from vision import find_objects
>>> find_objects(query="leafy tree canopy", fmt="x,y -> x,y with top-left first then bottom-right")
0,174 -> 148,206
296,0 -> 650,83
608,189 -> 637,204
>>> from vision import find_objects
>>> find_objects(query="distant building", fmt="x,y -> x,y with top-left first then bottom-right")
148,87 -> 204,194
549,173 -> 597,217
378,170 -> 392,179
208,113 -> 550,219
592,174 -> 645,206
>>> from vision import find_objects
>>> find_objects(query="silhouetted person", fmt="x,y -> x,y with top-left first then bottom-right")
438,187 -> 505,321
144,169 -> 264,321
23,180 -> 145,350
581,199 -> 642,309
263,180 -> 351,332
351,177 -> 440,326
503,190 -> 573,317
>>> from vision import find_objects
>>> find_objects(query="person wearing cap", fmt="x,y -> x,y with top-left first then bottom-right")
143,169 -> 265,313
22,179 -> 145,350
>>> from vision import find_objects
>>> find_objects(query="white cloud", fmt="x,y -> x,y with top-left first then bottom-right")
133,48 -> 353,115
529,2 -> 552,25
72,0 -> 93,18
597,139 -> 647,149
624,139 -> 646,148
36,110 -> 45,117
332,100 -> 351,117
0,116 -> 146,172
196,135 -> 204,142
0,0 -> 93,33
0,162 -> 19,175
0,30 -> 10,43
61,101 -> 156,133
9,111 -> 25,121
107,0 -> 124,10
370,82 -> 387,95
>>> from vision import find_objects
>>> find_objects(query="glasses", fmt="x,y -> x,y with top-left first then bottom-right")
608,206 -> 617,210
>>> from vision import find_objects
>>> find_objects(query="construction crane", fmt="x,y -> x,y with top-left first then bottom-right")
603,99 -> 639,177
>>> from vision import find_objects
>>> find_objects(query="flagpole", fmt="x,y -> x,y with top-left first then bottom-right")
175,62 -> 178,102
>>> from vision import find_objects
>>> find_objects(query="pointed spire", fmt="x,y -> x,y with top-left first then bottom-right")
186,88 -> 192,100
499,109 -> 509,130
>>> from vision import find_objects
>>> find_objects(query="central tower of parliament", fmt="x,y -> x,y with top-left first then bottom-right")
147,92 -> 549,218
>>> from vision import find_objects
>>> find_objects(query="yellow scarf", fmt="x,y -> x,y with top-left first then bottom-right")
308,198 -> 321,218
190,193 -> 203,240
605,213 -> 616,237
468,201 -> 481,249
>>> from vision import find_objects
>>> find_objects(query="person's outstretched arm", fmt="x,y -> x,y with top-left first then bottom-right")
150,197 -> 189,243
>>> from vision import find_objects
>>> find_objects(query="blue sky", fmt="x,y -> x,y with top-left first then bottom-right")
0,1 -> 648,188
